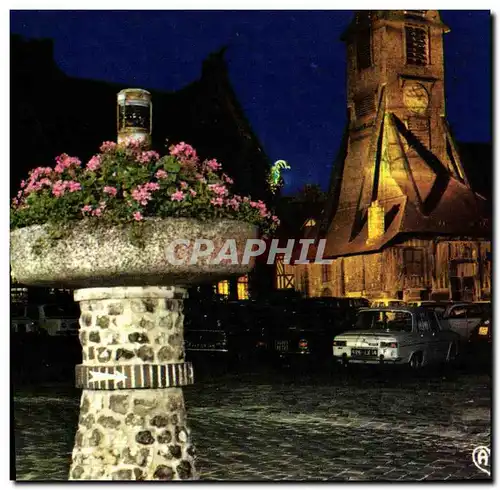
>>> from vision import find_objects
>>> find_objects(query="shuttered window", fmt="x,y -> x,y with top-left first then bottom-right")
354,93 -> 375,119
405,25 -> 428,66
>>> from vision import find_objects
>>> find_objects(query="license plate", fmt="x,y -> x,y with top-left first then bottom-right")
351,348 -> 378,357
275,340 -> 289,352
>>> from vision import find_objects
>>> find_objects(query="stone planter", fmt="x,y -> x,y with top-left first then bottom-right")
10,218 -> 258,480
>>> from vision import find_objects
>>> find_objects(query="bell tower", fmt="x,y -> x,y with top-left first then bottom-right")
322,10 -> 483,258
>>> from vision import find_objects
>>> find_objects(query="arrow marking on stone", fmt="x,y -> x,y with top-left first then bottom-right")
88,370 -> 128,384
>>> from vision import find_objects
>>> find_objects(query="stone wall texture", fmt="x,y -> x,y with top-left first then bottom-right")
69,286 -> 197,480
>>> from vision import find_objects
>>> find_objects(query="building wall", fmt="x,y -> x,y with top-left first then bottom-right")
291,237 -> 491,301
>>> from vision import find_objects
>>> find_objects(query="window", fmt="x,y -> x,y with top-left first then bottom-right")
416,313 -> 431,334
356,28 -> 372,70
465,305 -> 483,318
322,264 -> 331,283
405,25 -> 428,66
354,93 -> 375,119
217,280 -> 229,297
403,248 -> 424,276
237,276 -> 249,300
355,310 -> 413,333
449,307 -> 467,319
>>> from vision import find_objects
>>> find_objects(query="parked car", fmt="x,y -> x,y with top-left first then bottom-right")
11,303 -> 41,333
183,300 -> 269,368
333,307 -> 461,369
267,299 -> 355,367
406,301 -> 452,317
371,298 -> 406,308
466,311 -> 492,362
441,303 -> 485,341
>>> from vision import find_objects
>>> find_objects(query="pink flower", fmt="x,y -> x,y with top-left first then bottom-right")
189,189 -> 197,197
225,197 -> 240,210
54,154 -> 81,174
208,183 -> 228,197
180,181 -> 188,190
20,180 -> 26,189
204,158 -> 221,172
169,142 -> 198,165
52,180 -> 66,197
210,197 -> 224,206
92,208 -> 102,217
67,181 -> 81,192
100,141 -> 117,153
272,215 -> 280,224
51,180 -> 81,197
137,150 -> 160,164
86,155 -> 101,171
104,186 -> 118,197
145,182 -> 160,192
155,169 -> 168,179
222,173 -> 234,184
81,205 -> 93,215
133,211 -> 143,221
171,190 -> 185,202
131,182 -> 160,206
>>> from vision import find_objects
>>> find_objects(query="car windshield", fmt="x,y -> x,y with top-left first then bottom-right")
354,310 -> 413,333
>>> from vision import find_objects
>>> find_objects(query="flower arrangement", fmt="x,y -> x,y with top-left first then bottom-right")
10,141 -> 280,244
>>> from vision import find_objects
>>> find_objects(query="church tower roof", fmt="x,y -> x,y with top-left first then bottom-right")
320,10 -> 489,258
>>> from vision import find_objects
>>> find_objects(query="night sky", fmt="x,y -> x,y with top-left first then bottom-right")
10,10 -> 491,194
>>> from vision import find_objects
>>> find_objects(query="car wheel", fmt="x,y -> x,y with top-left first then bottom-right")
409,352 -> 423,370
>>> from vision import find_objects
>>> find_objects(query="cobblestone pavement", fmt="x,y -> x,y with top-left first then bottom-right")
13,364 -> 491,481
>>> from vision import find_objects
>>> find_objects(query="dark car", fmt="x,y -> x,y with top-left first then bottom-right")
183,300 -> 270,370
266,298 -> 356,368
465,311 -> 492,364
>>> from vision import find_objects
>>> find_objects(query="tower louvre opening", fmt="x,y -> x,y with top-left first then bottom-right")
405,25 -> 428,65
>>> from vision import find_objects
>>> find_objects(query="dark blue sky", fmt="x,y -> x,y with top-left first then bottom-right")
10,10 -> 491,194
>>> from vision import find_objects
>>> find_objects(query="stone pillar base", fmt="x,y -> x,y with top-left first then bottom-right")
69,286 -> 197,481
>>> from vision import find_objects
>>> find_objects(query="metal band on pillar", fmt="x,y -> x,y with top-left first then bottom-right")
75,363 -> 194,390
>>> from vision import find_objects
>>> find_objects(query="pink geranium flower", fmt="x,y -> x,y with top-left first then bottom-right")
86,155 -> 101,171
208,183 -> 228,197
133,211 -> 143,221
204,158 -> 221,172
100,141 -> 117,153
155,169 -> 168,179
137,150 -> 160,164
171,190 -> 185,202
103,186 -> 118,197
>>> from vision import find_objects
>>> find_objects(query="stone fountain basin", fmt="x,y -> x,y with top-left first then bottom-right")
10,218 -> 258,288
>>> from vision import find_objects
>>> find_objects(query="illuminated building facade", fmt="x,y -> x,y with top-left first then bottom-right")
294,10 -> 491,302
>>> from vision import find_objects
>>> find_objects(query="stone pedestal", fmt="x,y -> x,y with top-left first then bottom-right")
69,286 -> 196,481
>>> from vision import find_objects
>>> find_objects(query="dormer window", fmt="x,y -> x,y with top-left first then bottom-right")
356,28 -> 372,70
405,25 -> 428,66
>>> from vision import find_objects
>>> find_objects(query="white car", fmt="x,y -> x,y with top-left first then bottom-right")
441,303 -> 487,341
333,307 -> 461,369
